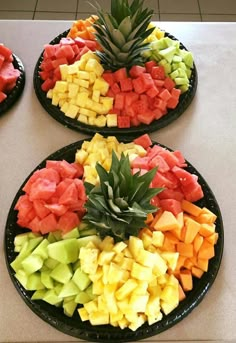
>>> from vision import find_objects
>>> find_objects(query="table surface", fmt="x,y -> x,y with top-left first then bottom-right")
0,20 -> 236,343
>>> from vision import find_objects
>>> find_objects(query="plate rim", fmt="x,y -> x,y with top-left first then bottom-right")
4,138 -> 224,342
0,53 -> 25,116
33,29 -> 198,136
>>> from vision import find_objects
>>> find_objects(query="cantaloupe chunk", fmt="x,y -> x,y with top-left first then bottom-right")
193,233 -> 204,253
199,223 -> 215,237
178,283 -> 186,301
191,266 -> 204,279
206,232 -> 219,245
198,240 -> 215,259
181,199 -> 202,217
197,258 -> 209,272
179,270 -> 193,291
176,242 -> 193,258
154,211 -> 180,231
184,217 -> 201,244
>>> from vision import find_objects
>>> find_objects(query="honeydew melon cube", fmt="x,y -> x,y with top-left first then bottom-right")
93,77 -> 109,96
174,77 -> 189,86
22,254 -> 44,275
50,263 -> 72,284
15,269 -> 28,288
47,238 -> 79,264
60,64 -> 69,80
173,55 -> 182,63
159,45 -> 177,63
31,289 -> 47,300
14,233 -> 31,250
43,289 -> 62,305
77,70 -> 90,80
65,104 -> 79,118
26,272 -> 45,290
62,227 -> 80,240
72,267 -> 91,291
75,291 -> 91,304
32,239 -> 49,259
41,270 -> 54,289
170,70 -> 179,79
63,299 -> 77,317
54,283 -> 63,296
179,84 -> 189,93
44,257 -> 59,270
59,280 -> 80,298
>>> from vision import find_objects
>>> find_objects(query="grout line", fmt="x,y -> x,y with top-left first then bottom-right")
196,0 -> 203,21
33,0 -> 39,20
75,0 -> 79,20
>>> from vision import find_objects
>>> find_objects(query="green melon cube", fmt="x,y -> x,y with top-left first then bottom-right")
15,269 -> 28,289
47,238 -> 79,264
43,289 -> 62,305
32,239 -> 49,259
77,235 -> 101,250
72,267 -> 91,291
75,291 -> 91,304
44,257 -> 59,270
50,263 -> 72,284
31,289 -> 47,300
58,280 -> 80,298
85,284 -> 96,300
62,227 -> 80,240
63,299 -> 77,317
41,270 -> 54,289
26,273 -> 45,290
21,254 -> 44,275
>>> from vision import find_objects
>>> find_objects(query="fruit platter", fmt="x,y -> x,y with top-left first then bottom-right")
0,43 -> 25,115
33,0 -> 197,135
5,132 -> 223,342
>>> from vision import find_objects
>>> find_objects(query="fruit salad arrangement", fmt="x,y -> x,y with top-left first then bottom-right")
11,133 -> 219,332
0,43 -> 21,104
38,0 -> 194,129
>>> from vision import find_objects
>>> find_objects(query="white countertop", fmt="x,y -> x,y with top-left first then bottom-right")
0,20 -> 236,343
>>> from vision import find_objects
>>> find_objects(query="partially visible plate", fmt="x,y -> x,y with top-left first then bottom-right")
33,30 -> 198,136
4,138 -> 223,342
0,54 -> 25,115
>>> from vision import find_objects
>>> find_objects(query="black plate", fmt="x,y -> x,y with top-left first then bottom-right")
33,30 -> 198,136
0,54 -> 25,115
4,138 -> 223,342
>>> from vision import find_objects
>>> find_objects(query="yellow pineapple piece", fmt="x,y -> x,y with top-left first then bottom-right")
54,80 -> 68,93
152,231 -> 165,247
68,83 -> 79,98
98,250 -> 115,266
65,103 -> 79,118
77,70 -> 90,80
107,114 -> 117,127
59,64 -> 69,81
60,101 -> 69,114
94,115 -> 106,127
46,89 -> 53,99
128,236 -> 144,259
68,63 -> 79,75
93,77 -> 109,95
131,262 -> 152,281
51,93 -> 60,106
85,58 -> 104,76
78,79 -> 89,88
89,311 -> 109,325
115,278 -> 138,301
88,116 -> 96,126
92,89 -> 100,103
77,113 -> 88,124
161,251 -> 179,271
78,307 -> 89,321
76,92 -> 89,107
79,107 -> 97,117
81,51 -> 100,62
75,149 -> 88,164
129,294 -> 149,313
89,71 -> 97,85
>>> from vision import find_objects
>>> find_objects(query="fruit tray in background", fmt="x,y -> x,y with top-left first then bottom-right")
33,28 -> 197,136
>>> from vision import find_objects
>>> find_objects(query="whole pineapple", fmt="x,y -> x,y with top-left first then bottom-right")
83,151 -> 163,241
92,0 -> 155,71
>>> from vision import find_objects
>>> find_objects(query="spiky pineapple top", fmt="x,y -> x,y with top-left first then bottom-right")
83,151 -> 162,241
92,0 -> 155,71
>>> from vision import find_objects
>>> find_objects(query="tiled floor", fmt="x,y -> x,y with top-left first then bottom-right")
0,0 -> 236,21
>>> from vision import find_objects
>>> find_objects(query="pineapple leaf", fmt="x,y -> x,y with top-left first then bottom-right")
118,16 -> 132,38
110,29 -> 126,48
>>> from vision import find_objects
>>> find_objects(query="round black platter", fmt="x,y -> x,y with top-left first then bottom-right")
4,138 -> 223,342
33,29 -> 198,136
0,54 -> 25,115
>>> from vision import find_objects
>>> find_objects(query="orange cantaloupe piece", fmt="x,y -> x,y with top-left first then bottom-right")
199,223 -> 215,237
181,199 -> 202,217
206,232 -> 219,245
177,242 -> 193,258
192,266 -> 204,279
197,258 -> 209,272
184,258 -> 194,270
164,232 -> 180,244
193,233 -> 204,253
145,213 -> 154,224
184,217 -> 201,244
195,207 -> 217,224
162,237 -> 176,252
180,270 -> 193,291
198,240 -> 215,259
178,283 -> 186,301
150,209 -> 163,228
153,210 -> 180,231
175,255 -> 186,271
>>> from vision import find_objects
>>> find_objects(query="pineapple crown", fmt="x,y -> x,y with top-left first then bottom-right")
83,150 -> 163,241
91,0 -> 155,71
